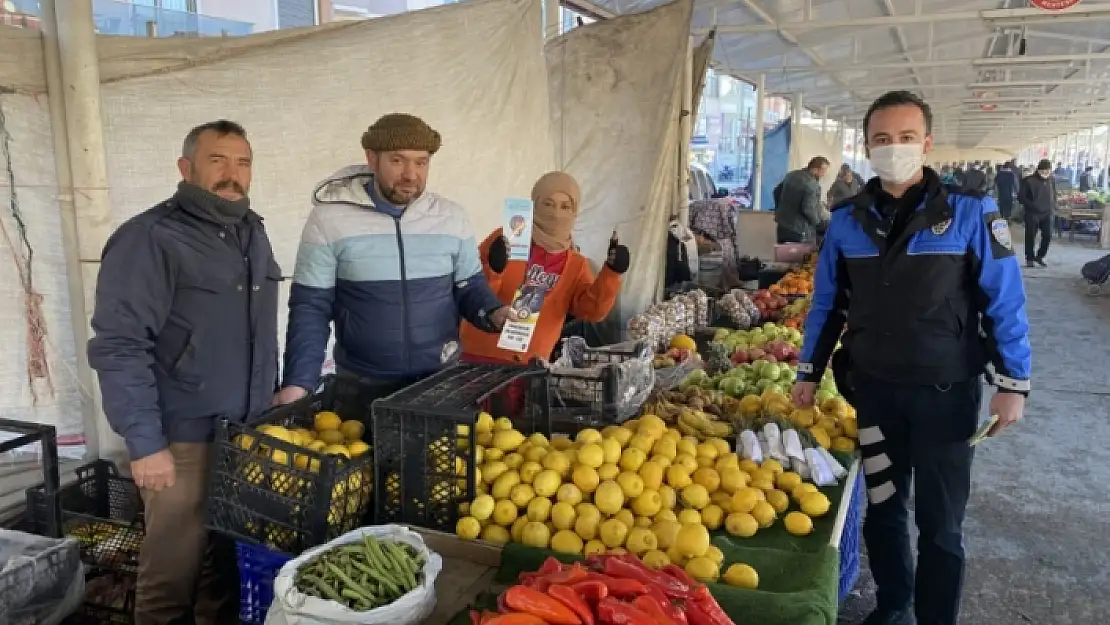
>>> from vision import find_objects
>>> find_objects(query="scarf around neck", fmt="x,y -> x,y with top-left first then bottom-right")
531,171 -> 581,252
174,181 -> 251,225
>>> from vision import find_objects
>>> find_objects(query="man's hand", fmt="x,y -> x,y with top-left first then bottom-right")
131,449 -> 176,492
490,306 -> 512,330
988,391 -> 1025,436
273,385 -> 308,406
791,381 -> 817,407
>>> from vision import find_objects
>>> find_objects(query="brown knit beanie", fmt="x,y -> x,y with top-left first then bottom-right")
360,113 -> 442,154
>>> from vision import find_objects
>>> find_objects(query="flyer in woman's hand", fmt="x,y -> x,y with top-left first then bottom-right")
503,198 -> 534,261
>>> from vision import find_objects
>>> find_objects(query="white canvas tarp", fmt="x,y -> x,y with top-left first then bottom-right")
546,0 -> 692,321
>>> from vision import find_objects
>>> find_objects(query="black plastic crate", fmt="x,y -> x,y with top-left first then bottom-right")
547,340 -> 653,427
68,569 -> 136,624
206,374 -> 376,554
0,529 -> 82,623
2,419 -> 61,532
372,364 -> 551,532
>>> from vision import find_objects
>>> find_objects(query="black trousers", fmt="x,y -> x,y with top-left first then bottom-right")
776,225 -> 805,244
852,371 -> 981,625
1024,214 -> 1052,261
997,195 -> 1013,220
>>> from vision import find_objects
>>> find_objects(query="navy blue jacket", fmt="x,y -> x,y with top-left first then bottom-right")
798,170 -> 1032,392
283,166 -> 502,390
995,168 -> 1019,199
88,195 -> 281,460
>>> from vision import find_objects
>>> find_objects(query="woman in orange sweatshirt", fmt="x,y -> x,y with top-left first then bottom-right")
460,171 -> 630,366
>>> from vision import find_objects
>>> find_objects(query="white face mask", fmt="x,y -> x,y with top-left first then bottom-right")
869,144 -> 925,184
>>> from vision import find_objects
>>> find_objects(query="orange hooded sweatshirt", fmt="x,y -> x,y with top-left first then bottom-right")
460,228 -> 622,364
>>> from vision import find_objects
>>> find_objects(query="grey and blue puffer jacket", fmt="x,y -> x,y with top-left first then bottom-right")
282,165 -> 502,390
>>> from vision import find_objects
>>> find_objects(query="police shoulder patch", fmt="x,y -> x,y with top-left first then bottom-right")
931,218 -> 952,235
990,218 -> 1012,250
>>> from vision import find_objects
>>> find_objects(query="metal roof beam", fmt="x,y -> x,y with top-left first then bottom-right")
730,52 -> 1110,73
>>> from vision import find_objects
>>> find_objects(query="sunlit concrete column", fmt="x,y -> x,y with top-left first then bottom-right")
752,74 -> 766,211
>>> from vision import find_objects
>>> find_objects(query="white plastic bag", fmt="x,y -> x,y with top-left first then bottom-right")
0,529 -> 84,625
265,525 -> 443,625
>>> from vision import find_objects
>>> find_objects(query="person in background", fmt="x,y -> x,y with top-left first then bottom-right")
794,90 -> 1030,625
994,160 -> 1019,221
460,171 -> 628,366
1079,165 -> 1094,192
961,163 -> 988,194
88,121 -> 277,625
827,163 -> 862,207
773,156 -> 830,243
277,114 -> 511,406
985,164 -> 996,193
1018,159 -> 1058,268
951,164 -> 965,187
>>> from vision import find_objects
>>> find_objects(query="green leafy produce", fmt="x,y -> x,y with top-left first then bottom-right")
293,535 -> 425,612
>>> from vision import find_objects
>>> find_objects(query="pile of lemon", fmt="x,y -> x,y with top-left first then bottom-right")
454,413 -> 834,587
787,396 -> 858,452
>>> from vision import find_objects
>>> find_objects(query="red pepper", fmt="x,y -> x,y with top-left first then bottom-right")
603,557 -> 690,600
690,597 -> 734,625
470,610 -> 482,625
661,565 -> 710,602
597,597 -> 659,625
632,595 -> 678,625
646,587 -> 687,625
570,580 -> 609,601
530,562 -> 589,592
520,556 -> 567,582
479,611 -> 501,625
503,585 -> 583,625
685,603 -> 720,625
583,572 -> 649,598
549,584 -> 596,625
484,613 -> 550,625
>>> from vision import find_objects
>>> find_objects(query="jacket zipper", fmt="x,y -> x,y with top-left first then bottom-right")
392,218 -> 410,374
242,227 -> 255,412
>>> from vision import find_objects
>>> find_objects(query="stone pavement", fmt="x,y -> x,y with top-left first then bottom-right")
837,235 -> 1110,625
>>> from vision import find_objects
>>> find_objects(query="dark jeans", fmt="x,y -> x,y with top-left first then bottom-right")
1024,214 -> 1052,261
998,195 -> 1013,220
852,371 -> 981,625
776,225 -> 806,244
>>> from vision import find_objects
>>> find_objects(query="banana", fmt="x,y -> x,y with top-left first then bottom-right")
676,422 -> 701,437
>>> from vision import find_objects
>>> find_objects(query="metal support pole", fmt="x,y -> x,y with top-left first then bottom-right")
752,74 -> 766,211
1103,126 -> 1110,191
678,35 -> 693,223
54,0 -> 121,459
790,92 -> 804,169
543,0 -> 560,40
1086,126 -> 1096,170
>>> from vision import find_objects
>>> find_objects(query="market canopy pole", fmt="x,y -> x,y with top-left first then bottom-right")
543,0 -> 560,39
752,73 -> 766,211
51,0 -> 122,460
1103,127 -> 1110,191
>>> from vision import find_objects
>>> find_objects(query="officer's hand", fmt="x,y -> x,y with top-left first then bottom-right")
791,381 -> 817,407
488,237 -> 509,274
273,386 -> 308,407
988,391 -> 1025,436
489,306 -> 512,331
131,448 -> 176,492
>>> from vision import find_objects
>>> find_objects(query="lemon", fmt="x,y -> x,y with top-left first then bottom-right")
322,444 -> 351,459
694,442 -> 717,460
510,483 -> 535,508
493,430 -> 525,452
339,420 -> 364,442
573,514 -> 600,541
594,480 -> 625,515
551,502 -> 577,530
631,490 -> 663,517
685,556 -> 720,583
751,500 -> 776,528
347,441 -> 370,458
550,435 -> 573,451
482,461 -> 508,485
542,451 -> 571,477
470,494 -> 495,521
639,461 -> 664,491
294,453 -> 320,472
619,447 -> 647,472
665,465 -> 692,490
456,516 -> 481,539
598,463 -> 621,480
674,454 -> 699,473
665,545 -> 687,567
625,527 -> 658,555
628,434 -> 655,454
654,509 -> 677,523
674,522 -> 710,558
576,428 -> 603,445
714,453 -> 739,473
481,525 -> 510,545
658,485 -> 677,510
519,461 -> 543,484
784,511 -> 814,536
681,484 -> 710,510
577,443 -> 604,468
503,452 -> 524,470
711,491 -> 733,508
492,417 -> 512,431
651,520 -> 681,549
475,412 -> 495,433
706,545 -> 725,566
642,549 -> 670,569
792,483 -> 820,502
313,411 -> 341,432
776,471 -> 803,492
730,487 -> 763,514
722,563 -> 759,589
600,437 -> 623,464
476,432 -> 494,448
234,433 -> 255,450
510,516 -> 528,542
638,414 -> 668,438
526,497 -> 552,522
551,530 -> 584,554
605,426 -> 634,447
634,516 -> 653,528
766,489 -> 791,514
700,504 -> 725,531
491,472 -> 521,500
583,539 -> 607,556
831,437 -> 856,453
738,459 -> 760,473
532,470 -> 562,497
800,492 -> 831,517
571,465 -> 601,494
616,472 -> 645,498
652,437 -> 678,461
557,483 -> 583,506
677,508 -> 702,525
748,474 -> 775,492
523,445 -> 548,463
599,518 -> 629,548
725,512 -> 759,538
484,448 -> 505,462
692,467 -> 721,493
696,456 -> 715,468
492,499 -> 518,526
316,429 -> 345,446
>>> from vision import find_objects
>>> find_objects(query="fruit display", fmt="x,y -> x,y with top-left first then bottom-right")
476,553 -> 739,625
780,295 -> 810,329
641,386 -> 734,439
715,290 -> 760,329
455,414 -> 838,585
292,534 -> 426,612
652,334 -> 699,369
749,289 -> 790,321
769,266 -> 813,296
710,323 -> 802,364
627,298 -> 699,351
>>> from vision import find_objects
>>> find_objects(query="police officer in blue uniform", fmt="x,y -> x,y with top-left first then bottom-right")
792,91 -> 1032,625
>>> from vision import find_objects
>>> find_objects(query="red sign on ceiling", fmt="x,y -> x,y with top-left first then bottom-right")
1031,0 -> 1081,10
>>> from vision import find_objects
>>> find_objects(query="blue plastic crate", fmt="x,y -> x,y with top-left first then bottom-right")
837,469 -> 865,603
237,541 -> 291,625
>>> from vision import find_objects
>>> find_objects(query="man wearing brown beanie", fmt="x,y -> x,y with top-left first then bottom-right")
276,113 -> 511,404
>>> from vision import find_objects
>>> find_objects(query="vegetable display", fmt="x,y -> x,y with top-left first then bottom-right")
293,534 -> 425,612
474,554 -> 738,625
